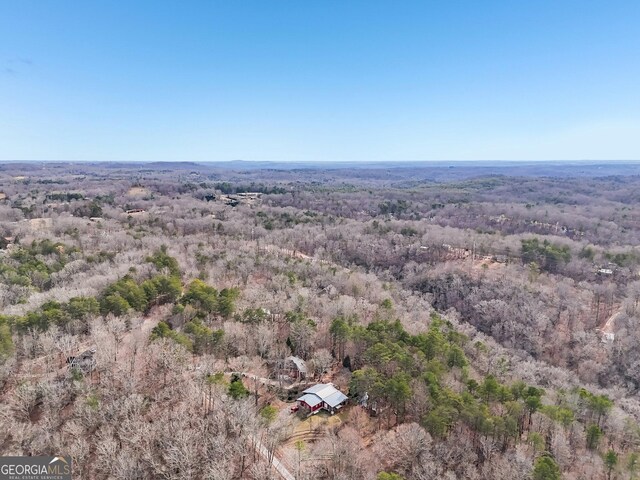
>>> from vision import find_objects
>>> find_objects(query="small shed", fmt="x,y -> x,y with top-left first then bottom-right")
601,332 -> 615,343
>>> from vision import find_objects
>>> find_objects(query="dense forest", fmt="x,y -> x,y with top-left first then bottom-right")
2,161 -> 640,479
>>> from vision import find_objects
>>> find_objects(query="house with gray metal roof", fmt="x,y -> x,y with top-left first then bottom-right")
66,348 -> 97,374
296,383 -> 348,415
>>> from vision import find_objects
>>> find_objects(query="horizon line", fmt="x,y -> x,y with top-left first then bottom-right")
2,159 -> 640,164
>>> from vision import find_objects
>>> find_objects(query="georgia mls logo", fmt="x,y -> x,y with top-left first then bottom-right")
0,456 -> 72,480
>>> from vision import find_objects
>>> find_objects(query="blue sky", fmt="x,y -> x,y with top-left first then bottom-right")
1,1 -> 639,162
